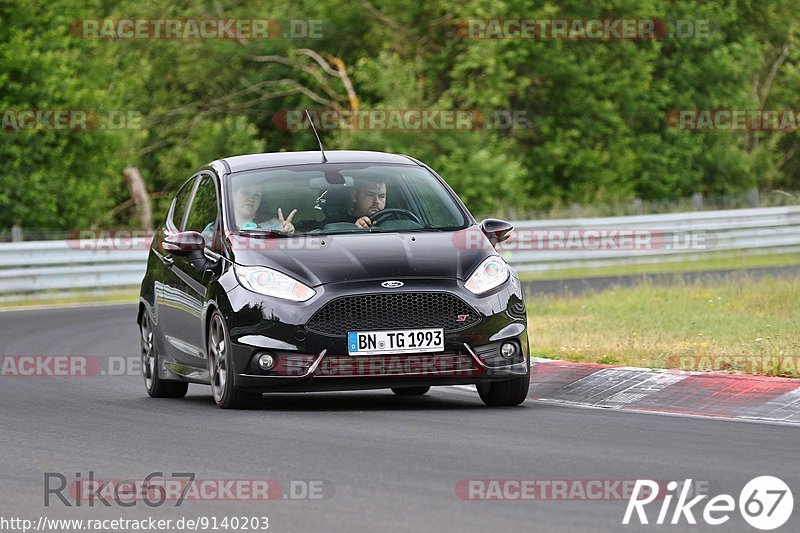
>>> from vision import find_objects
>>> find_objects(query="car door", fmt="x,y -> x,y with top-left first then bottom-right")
163,171 -> 223,366
154,175 -> 199,364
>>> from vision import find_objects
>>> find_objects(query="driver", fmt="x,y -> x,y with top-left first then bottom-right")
347,179 -> 386,229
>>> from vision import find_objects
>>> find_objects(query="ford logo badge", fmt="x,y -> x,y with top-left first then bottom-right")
381,281 -> 404,288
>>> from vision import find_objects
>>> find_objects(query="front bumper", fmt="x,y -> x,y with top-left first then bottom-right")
222,276 -> 529,393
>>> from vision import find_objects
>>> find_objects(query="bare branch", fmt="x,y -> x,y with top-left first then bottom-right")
327,55 -> 359,110
364,2 -> 401,30
249,54 -> 295,66
300,64 -> 348,102
139,139 -> 169,156
240,78 -> 344,111
247,49 -> 358,109
778,142 -> 800,169
249,53 -> 347,102
759,43 -> 791,108
296,48 -> 341,77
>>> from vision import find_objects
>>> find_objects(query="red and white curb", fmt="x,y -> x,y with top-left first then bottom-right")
455,358 -> 800,425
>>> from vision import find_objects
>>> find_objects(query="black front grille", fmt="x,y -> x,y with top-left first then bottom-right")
306,292 -> 480,336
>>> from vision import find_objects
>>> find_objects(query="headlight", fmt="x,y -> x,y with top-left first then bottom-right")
234,265 -> 316,302
465,256 -> 509,295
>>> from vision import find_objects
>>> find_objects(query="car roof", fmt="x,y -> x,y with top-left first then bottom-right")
213,150 -> 419,174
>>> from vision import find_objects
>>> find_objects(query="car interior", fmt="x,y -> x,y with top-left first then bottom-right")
240,165 -> 457,234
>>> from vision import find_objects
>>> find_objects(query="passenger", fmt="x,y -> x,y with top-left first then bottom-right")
233,183 -> 296,234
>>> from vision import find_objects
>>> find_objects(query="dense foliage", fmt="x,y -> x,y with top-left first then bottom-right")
1,0 -> 798,229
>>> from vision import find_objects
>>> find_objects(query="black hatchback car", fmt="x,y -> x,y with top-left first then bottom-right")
138,150 -> 529,408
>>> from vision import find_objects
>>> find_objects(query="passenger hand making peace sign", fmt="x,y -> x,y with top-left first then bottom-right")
276,208 -> 297,234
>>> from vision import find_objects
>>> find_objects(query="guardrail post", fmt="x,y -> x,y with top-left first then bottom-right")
692,192 -> 704,210
747,188 -> 759,208
11,224 -> 23,243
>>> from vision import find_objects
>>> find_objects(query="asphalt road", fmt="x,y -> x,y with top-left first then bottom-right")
1,304 -> 798,532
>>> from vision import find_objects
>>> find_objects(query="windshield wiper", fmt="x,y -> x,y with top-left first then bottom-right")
394,226 -> 452,232
312,227 -> 385,235
238,229 -> 287,238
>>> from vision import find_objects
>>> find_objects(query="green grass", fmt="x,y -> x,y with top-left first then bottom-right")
518,251 -> 800,281
0,289 -> 139,310
528,274 -> 800,377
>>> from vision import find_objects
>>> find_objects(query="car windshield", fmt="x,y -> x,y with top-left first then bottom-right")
225,163 -> 469,235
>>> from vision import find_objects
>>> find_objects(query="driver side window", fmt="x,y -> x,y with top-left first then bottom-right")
184,174 -> 220,251
168,177 -> 197,231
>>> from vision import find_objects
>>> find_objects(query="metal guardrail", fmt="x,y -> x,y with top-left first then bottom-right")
504,205 -> 800,272
0,206 -> 798,294
0,240 -> 148,294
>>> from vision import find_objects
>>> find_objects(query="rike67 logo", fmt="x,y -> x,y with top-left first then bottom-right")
623,476 -> 793,530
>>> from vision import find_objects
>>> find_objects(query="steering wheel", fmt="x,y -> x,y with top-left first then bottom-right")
368,208 -> 422,226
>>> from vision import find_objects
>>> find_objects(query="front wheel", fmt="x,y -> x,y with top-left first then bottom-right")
140,311 -> 188,398
476,372 -> 529,406
207,311 -> 260,409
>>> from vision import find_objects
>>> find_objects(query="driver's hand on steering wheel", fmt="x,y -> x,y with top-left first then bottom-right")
354,216 -> 372,229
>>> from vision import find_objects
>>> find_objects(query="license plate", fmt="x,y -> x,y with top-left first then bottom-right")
347,328 -> 444,356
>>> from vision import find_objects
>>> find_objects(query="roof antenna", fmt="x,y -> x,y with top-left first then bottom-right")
305,110 -> 328,163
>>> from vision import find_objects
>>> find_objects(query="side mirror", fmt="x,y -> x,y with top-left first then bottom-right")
163,231 -> 205,255
480,218 -> 513,246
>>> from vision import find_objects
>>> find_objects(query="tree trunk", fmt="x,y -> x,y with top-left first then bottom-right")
123,166 -> 153,229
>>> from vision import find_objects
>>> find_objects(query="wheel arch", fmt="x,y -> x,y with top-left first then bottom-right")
202,281 -> 233,355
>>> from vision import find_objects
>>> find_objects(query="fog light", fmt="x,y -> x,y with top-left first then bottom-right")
257,353 -> 275,370
500,342 -> 517,359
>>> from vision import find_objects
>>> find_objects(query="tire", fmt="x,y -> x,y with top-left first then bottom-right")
391,386 -> 430,396
140,311 -> 189,398
207,310 -> 261,409
476,372 -> 530,407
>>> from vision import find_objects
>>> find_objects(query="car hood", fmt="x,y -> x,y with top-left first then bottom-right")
229,227 -> 495,287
